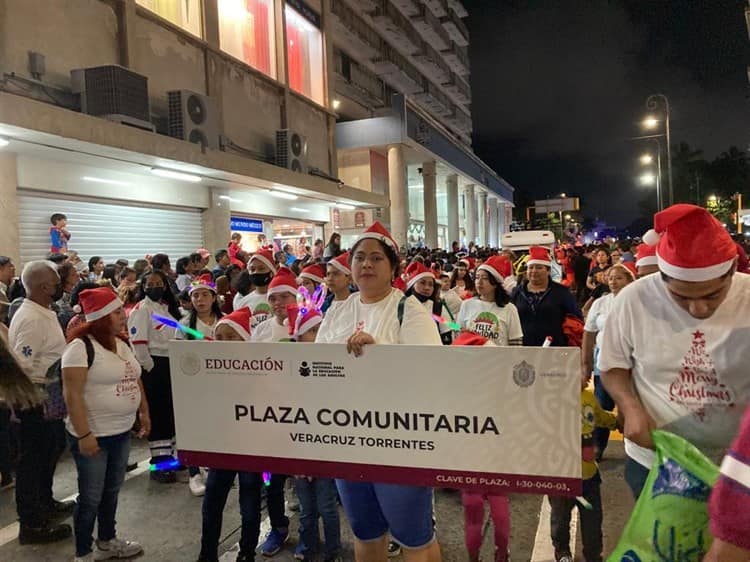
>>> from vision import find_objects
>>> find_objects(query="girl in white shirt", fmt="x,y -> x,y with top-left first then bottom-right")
316,222 -> 442,562
458,256 -> 523,347
404,261 -> 455,345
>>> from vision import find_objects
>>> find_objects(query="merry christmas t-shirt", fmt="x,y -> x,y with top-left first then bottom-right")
598,272 -> 750,467
251,317 -> 290,342
235,291 -> 271,329
62,338 -> 141,437
457,299 -> 523,346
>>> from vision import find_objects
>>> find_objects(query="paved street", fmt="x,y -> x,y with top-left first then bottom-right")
0,436 -> 633,562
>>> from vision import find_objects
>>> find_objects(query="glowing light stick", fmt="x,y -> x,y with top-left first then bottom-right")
576,496 -> 593,510
542,336 -> 553,348
431,314 -> 461,331
150,458 -> 181,472
152,314 -> 205,340
263,471 -> 272,487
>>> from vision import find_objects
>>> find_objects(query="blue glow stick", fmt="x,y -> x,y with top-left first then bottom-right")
152,314 -> 205,340
150,459 -> 181,472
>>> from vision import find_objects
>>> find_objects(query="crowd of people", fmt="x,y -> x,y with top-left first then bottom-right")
1,204 -> 750,562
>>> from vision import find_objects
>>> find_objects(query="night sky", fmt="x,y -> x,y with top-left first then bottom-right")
464,0 -> 750,227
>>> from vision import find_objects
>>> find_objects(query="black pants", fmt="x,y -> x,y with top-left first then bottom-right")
549,474 -> 603,562
268,474 -> 290,530
0,404 -> 13,479
141,356 -> 176,463
16,407 -> 66,527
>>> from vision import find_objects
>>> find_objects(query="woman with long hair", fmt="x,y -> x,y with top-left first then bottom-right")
316,222 -> 443,562
87,257 -> 104,282
404,261 -> 456,345
323,233 -> 342,262
62,288 -> 150,561
127,270 -> 180,482
450,259 -> 475,298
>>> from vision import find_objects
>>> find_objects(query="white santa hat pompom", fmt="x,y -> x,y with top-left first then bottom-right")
642,229 -> 661,246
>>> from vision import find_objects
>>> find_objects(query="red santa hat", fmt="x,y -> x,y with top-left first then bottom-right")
635,242 -> 658,268
298,263 -> 326,285
477,255 -> 512,282
79,287 -> 123,322
328,251 -> 351,275
189,273 -> 216,295
355,221 -> 398,252
452,332 -> 495,347
611,262 -> 637,281
268,267 -> 298,296
217,308 -> 252,341
286,304 -> 324,339
458,257 -> 476,271
643,204 -> 737,282
195,248 -> 211,260
526,246 -> 552,267
248,248 -> 278,274
405,261 -> 436,290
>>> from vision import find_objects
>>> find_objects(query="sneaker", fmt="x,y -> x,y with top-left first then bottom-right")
45,499 -> 76,520
94,537 -> 143,560
74,554 -> 94,562
554,552 -> 573,562
150,470 -> 176,484
259,528 -> 289,557
189,474 -> 206,497
18,523 -> 72,544
294,542 -> 306,560
387,540 -> 401,557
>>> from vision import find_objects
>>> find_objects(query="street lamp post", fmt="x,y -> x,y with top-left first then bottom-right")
645,94 -> 673,206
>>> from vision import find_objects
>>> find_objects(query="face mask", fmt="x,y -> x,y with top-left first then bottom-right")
145,287 -> 165,302
250,272 -> 272,287
414,292 -> 432,303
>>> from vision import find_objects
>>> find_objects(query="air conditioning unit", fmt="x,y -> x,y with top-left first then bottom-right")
70,65 -> 153,131
276,129 -> 308,173
167,90 -> 220,150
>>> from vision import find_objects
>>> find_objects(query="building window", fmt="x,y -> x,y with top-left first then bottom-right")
218,0 -> 277,79
285,5 -> 324,105
136,0 -> 203,37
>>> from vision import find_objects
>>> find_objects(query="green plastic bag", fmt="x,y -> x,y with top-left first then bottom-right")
608,430 -> 719,562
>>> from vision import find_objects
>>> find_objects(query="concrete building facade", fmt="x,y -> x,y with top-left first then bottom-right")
0,0 -> 512,266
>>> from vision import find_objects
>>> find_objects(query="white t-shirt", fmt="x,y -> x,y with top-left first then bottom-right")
176,315 -> 218,340
235,291 -> 271,329
9,299 -> 66,384
457,298 -> 523,346
584,292 -> 615,349
316,289 -> 441,346
598,273 -> 750,467
251,317 -> 290,342
325,299 -> 347,316
62,338 -> 141,437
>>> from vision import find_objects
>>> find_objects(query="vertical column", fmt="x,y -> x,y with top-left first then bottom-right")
387,145 -> 409,250
422,161 -> 438,249
0,153 -> 20,265
477,190 -> 488,246
446,174 -> 459,248
498,203 -> 508,239
464,184 -> 476,244
202,187 -> 231,265
488,197 -> 499,247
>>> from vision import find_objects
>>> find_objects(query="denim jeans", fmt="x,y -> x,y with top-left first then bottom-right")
295,478 -> 341,559
16,407 -> 66,527
200,469 -> 263,561
67,431 -> 130,557
624,456 -> 650,500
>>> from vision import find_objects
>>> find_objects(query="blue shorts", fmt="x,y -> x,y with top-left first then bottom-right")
335,480 -> 435,548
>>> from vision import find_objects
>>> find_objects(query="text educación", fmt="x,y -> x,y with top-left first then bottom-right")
234,405 -> 500,435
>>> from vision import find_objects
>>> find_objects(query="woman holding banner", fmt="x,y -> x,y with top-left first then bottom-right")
316,222 -> 443,562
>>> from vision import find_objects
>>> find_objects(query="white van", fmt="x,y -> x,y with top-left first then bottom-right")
501,230 -> 562,282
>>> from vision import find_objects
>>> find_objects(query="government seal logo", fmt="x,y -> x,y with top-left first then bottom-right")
512,361 -> 535,388
180,353 -> 201,376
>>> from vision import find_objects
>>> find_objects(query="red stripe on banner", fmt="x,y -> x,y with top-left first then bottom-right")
178,450 -> 581,497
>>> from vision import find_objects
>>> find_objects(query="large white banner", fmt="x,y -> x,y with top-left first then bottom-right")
170,341 -> 582,496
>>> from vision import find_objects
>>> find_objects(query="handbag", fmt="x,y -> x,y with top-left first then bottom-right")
41,337 -> 95,421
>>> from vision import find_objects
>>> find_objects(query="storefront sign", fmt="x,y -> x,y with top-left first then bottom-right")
170,342 -> 582,496
332,208 -> 341,229
354,211 -> 366,228
286,0 -> 320,28
230,217 -> 264,233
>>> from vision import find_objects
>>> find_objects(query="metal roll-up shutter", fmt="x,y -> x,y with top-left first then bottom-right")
19,191 -> 205,264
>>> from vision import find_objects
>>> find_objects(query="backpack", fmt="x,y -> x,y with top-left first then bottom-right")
42,336 -> 95,420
